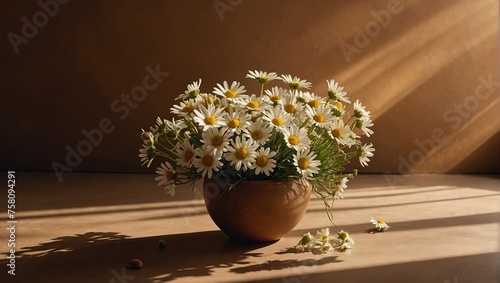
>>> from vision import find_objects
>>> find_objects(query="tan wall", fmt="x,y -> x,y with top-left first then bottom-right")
1,0 -> 499,178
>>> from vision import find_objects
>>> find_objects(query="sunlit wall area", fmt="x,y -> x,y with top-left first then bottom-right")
1,0 -> 499,174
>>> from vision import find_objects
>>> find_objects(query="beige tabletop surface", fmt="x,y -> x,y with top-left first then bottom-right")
0,172 -> 498,283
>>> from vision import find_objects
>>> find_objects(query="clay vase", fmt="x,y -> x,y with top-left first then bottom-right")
203,177 -> 312,242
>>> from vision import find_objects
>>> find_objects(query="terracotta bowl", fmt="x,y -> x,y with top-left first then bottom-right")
203,177 -> 312,242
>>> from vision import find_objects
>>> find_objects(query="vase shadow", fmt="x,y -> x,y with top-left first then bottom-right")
0,230 -> 279,283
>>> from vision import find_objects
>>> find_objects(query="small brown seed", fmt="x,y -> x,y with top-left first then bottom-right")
158,240 -> 166,249
129,259 -> 143,269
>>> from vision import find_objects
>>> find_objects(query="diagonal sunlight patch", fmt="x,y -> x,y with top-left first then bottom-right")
3,199 -> 205,220
335,1 -> 496,119
412,97 -> 500,171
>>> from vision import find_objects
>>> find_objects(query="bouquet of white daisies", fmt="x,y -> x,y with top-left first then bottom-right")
139,70 -> 374,222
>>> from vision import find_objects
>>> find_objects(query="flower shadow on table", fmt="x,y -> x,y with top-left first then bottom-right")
230,255 -> 341,274
1,230 -> 334,283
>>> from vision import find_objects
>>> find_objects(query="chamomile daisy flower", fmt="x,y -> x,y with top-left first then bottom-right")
222,108 -> 251,134
176,79 -> 202,100
294,149 -> 321,177
192,148 -> 223,179
241,94 -> 273,114
300,91 -> 327,109
355,117 -> 374,137
138,143 -> 155,168
175,140 -> 196,167
330,100 -> 345,117
358,143 -> 375,167
263,106 -> 292,130
347,130 -> 361,146
326,79 -> 350,104
296,232 -> 315,252
282,125 -> 310,152
193,104 -> 226,130
155,162 -> 176,196
327,119 -> 353,146
201,127 -> 232,153
264,86 -> 288,104
251,147 -> 277,176
243,120 -> 273,145
198,92 -> 221,107
305,105 -> 334,128
281,74 -> 312,90
337,230 -> 355,250
213,81 -> 247,100
279,91 -> 304,115
353,100 -> 371,119
246,70 -> 279,84
170,98 -> 198,117
317,228 -> 331,245
370,218 -> 390,232
333,177 -> 348,200
225,136 -> 258,171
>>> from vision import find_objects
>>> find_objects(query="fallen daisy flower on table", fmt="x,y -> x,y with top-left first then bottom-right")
337,230 -> 355,250
295,232 -> 315,252
370,218 -> 390,232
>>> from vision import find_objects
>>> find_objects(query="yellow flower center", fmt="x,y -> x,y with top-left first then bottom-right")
331,128 -> 342,138
224,90 -> 237,98
204,116 -> 216,125
377,220 -> 385,224
272,117 -> 284,126
288,136 -> 299,145
165,171 -> 174,181
256,156 -> 268,167
184,150 -> 194,162
182,104 -> 194,113
228,118 -> 240,128
211,135 -> 223,146
235,148 -> 248,160
313,114 -> 325,123
247,101 -> 259,108
298,157 -> 309,169
251,130 -> 264,140
334,101 -> 343,110
202,155 -> 213,166
284,104 -> 296,113
308,100 -> 320,108
207,97 -> 218,105
270,95 -> 280,102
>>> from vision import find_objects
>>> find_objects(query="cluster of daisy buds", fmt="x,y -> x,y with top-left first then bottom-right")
295,228 -> 354,253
